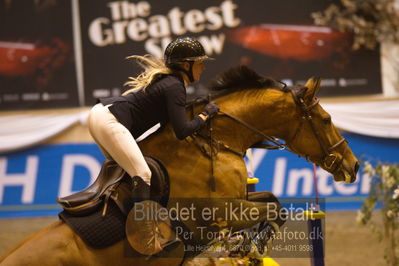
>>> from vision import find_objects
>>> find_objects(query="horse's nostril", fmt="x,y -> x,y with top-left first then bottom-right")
354,161 -> 360,174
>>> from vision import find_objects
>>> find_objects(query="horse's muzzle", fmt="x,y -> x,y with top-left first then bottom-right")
333,160 -> 359,183
343,160 -> 359,183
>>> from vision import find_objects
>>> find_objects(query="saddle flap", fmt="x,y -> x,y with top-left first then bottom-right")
57,156 -> 170,216
146,156 -> 170,203
57,159 -> 125,209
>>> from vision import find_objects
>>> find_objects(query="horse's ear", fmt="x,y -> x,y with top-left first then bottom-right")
304,77 -> 321,102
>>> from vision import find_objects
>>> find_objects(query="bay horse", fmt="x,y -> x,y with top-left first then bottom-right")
0,66 -> 359,265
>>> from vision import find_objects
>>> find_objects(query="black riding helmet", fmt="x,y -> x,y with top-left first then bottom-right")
164,37 -> 214,82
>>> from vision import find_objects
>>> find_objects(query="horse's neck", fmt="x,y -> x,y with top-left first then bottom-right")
140,88 -> 296,156
214,89 -> 295,151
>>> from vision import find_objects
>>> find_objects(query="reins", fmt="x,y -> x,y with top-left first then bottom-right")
218,111 -> 288,151
191,83 -> 347,192
190,91 -> 289,192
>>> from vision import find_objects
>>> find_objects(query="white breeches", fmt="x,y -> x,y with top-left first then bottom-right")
87,103 -> 151,185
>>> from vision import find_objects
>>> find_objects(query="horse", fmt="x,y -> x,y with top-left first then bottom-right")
0,66 -> 359,265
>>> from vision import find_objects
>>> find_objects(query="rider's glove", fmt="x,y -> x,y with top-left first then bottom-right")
200,102 -> 220,118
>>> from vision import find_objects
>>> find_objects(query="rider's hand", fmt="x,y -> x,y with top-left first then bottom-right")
199,113 -> 207,121
201,102 -> 220,118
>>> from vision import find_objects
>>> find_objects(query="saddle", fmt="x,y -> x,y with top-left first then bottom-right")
57,156 -> 170,216
58,156 -> 181,256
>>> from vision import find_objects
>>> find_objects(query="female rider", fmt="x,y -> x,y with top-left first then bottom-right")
88,36 -> 218,196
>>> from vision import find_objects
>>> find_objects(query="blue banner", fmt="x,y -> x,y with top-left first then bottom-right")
0,133 -> 398,217
0,144 -> 104,217
251,133 -> 399,210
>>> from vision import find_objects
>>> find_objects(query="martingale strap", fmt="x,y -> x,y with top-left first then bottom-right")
208,94 -> 216,192
194,106 -> 288,192
219,111 -> 288,150
192,132 -> 245,158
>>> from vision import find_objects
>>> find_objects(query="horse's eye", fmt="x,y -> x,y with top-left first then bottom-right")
323,117 -> 331,124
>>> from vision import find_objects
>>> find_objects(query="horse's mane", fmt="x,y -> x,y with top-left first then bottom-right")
207,65 -> 283,92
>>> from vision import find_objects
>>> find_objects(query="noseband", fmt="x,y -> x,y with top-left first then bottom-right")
289,88 -> 347,173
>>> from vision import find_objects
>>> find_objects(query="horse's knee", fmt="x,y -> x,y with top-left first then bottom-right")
248,191 -> 286,227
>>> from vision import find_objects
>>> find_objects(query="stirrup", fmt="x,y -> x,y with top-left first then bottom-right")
57,159 -> 125,215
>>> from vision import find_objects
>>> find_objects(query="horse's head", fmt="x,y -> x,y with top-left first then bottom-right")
286,77 -> 359,183
206,66 -> 358,184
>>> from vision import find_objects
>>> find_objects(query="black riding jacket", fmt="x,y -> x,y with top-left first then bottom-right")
99,74 -> 204,140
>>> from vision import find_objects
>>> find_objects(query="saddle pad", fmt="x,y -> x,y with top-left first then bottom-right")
59,200 -> 126,249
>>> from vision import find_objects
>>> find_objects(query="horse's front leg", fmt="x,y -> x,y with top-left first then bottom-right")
173,195 -> 284,260
209,197 -> 285,232
173,195 -> 284,238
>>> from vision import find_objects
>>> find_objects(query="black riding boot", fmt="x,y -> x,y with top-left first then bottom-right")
128,176 -> 163,255
127,176 -> 181,256
131,176 -> 152,201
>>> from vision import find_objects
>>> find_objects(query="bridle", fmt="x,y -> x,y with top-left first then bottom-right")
288,88 -> 347,174
192,85 -> 347,191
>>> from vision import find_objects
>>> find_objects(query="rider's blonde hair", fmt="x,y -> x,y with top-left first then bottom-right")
123,54 -> 174,95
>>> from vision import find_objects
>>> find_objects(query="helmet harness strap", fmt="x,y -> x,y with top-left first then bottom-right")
175,61 -> 195,83
187,61 -> 195,83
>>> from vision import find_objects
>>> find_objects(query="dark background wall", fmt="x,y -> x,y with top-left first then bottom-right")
0,0 -> 382,110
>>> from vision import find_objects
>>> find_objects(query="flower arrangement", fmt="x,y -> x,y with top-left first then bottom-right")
357,161 -> 399,265
312,0 -> 399,50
